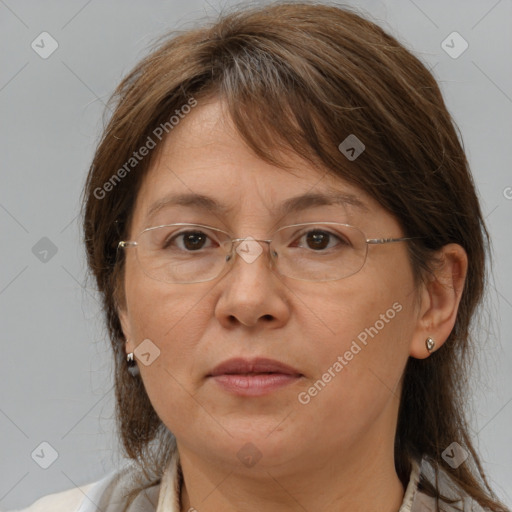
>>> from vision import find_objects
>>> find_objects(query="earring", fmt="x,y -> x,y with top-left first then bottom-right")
127,352 -> 140,377
425,337 -> 436,353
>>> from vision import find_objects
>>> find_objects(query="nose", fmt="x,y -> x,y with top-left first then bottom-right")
213,238 -> 291,329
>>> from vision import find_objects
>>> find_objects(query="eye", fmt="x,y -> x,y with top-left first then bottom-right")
164,229 -> 216,251
293,229 -> 350,251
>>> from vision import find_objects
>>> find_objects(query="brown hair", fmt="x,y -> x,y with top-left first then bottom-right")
81,2 -> 509,510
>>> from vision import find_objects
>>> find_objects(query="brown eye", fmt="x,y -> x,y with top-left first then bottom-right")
181,231 -> 208,251
295,229 -> 348,251
164,230 -> 213,251
305,231 -> 331,250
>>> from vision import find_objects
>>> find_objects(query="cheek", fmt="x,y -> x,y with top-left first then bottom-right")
295,273 -> 416,420
123,248 -> 204,339
123,269 -> 216,386
123,278 -> 215,436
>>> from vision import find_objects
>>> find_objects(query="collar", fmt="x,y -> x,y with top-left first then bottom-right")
156,448 -> 181,512
400,458 -> 422,511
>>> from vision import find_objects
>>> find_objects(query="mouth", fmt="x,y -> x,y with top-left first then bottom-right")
207,357 -> 303,397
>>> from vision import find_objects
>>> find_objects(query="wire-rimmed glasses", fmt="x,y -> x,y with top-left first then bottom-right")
117,222 -> 415,284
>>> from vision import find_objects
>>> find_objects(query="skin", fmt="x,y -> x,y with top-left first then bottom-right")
118,99 -> 467,512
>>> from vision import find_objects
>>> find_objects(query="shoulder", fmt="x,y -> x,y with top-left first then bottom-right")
412,491 -> 489,512
9,449 -> 179,512
408,457 -> 493,512
9,481 -> 96,512
9,464 -> 145,512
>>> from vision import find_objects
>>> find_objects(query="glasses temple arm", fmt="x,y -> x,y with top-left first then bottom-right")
366,236 -> 419,244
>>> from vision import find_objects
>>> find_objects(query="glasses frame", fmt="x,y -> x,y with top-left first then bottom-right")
117,222 -> 417,283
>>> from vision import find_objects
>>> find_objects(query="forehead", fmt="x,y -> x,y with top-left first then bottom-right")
130,100 -> 384,231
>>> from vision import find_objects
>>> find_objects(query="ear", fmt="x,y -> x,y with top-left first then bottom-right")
409,243 -> 468,359
117,304 -> 134,356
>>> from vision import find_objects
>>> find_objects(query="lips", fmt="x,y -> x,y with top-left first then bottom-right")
208,357 -> 303,397
208,357 -> 302,377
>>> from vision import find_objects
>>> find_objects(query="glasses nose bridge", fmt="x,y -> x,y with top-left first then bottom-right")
231,236 -> 273,245
230,236 -> 273,253
227,236 -> 275,269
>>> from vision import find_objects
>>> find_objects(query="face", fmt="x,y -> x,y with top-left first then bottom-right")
118,99 -> 423,475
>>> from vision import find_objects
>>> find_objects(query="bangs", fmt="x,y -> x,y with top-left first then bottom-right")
194,34 -> 370,182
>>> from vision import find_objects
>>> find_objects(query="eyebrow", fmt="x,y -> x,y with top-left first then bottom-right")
145,191 -> 368,222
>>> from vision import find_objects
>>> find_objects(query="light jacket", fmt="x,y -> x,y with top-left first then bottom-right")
8,449 -> 490,512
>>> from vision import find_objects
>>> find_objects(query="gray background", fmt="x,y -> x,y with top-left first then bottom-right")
0,0 -> 511,510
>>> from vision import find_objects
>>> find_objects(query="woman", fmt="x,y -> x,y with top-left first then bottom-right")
14,2 -> 509,511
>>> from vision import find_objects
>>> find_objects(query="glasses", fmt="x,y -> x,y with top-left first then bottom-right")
118,222 -> 414,284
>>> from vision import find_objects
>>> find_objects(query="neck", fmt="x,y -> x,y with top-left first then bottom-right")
177,432 -> 405,512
